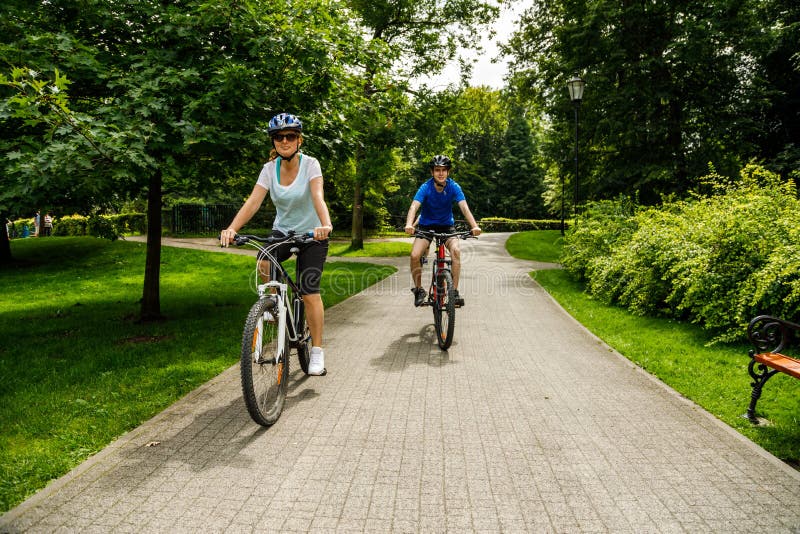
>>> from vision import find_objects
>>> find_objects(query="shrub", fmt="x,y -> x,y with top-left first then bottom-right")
560,197 -> 638,281
8,219 -> 34,238
52,215 -> 88,236
9,213 -> 142,240
108,213 -> 147,235
561,165 -> 800,341
589,205 -> 687,315
47,213 -> 131,240
87,215 -> 119,241
479,217 -> 564,232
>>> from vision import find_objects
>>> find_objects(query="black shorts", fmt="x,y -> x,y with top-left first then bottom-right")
258,231 -> 329,295
417,225 -> 456,242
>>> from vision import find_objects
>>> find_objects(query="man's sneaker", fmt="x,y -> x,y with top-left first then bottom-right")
453,290 -> 465,307
309,347 -> 326,375
412,287 -> 426,307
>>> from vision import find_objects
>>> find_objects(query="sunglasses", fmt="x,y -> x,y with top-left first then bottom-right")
272,132 -> 299,142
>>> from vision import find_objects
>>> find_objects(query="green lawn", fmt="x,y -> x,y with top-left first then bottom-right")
329,239 -> 411,257
0,237 -> 396,512
513,231 -> 800,468
505,229 -> 564,263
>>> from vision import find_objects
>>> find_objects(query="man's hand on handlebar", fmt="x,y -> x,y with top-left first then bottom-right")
404,225 -> 416,236
471,226 -> 482,237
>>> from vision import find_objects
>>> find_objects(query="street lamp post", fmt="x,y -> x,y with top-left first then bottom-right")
560,168 -> 565,236
567,76 -> 585,228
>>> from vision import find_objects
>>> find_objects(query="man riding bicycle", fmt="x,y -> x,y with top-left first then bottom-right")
404,155 -> 481,307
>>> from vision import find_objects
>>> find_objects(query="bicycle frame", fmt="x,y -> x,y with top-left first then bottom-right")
416,230 -> 471,307
426,236 -> 452,306
260,271 -> 303,358
238,234 -> 310,360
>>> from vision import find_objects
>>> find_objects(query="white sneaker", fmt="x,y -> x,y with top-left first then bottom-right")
309,347 -> 325,375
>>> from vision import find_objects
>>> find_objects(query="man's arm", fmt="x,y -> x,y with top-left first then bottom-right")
405,200 -> 421,235
457,200 -> 481,236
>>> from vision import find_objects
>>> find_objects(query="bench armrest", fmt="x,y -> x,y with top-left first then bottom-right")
747,315 -> 800,355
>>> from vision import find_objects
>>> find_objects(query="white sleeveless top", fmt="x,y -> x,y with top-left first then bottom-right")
255,154 -> 323,234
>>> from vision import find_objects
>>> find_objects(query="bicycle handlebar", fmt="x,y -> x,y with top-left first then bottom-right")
414,229 -> 477,241
230,231 -> 316,246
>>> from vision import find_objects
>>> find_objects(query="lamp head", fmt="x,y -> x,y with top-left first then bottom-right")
567,76 -> 585,102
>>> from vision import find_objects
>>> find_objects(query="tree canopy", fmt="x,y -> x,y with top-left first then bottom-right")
504,0 -> 799,204
2,0 -> 797,288
1,0 -> 362,317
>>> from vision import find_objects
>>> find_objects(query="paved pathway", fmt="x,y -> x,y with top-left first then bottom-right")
2,233 -> 799,533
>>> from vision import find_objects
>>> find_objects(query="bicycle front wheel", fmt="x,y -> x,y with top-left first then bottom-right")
240,297 -> 289,426
433,269 -> 456,350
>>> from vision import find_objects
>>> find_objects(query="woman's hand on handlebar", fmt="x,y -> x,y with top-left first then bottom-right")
312,225 -> 332,241
220,228 -> 237,247
404,225 -> 416,236
471,226 -> 482,237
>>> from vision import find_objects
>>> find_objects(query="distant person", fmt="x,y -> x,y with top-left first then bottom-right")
33,211 -> 40,237
42,212 -> 53,237
404,155 -> 481,307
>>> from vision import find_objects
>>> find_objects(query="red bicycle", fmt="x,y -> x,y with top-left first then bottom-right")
415,229 -> 476,350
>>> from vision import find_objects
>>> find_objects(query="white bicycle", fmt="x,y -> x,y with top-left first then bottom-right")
233,232 -> 325,426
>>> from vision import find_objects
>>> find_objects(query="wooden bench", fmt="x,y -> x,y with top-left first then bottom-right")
745,315 -> 800,424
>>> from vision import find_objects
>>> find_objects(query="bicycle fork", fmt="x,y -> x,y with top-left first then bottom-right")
256,281 -> 292,363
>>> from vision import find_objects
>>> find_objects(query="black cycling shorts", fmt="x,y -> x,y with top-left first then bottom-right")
258,230 -> 329,295
417,225 -> 456,242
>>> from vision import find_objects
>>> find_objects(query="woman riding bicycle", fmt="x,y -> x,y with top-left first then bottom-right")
404,155 -> 481,307
220,113 -> 333,376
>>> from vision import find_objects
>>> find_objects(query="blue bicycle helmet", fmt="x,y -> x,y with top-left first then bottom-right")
268,113 -> 303,134
430,154 -> 452,168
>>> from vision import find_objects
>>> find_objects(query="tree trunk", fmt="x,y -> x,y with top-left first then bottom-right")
0,215 -> 12,265
350,181 -> 364,250
140,169 -> 164,321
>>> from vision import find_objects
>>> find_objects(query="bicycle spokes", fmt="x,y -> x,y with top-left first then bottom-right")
241,298 -> 288,426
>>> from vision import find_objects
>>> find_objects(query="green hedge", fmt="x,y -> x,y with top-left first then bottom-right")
10,213 -> 146,240
479,217 -> 566,232
560,164 -> 800,342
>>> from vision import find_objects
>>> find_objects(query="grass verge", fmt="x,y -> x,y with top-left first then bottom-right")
511,231 -> 800,467
328,240 -> 411,257
505,230 -> 564,263
0,237 -> 396,512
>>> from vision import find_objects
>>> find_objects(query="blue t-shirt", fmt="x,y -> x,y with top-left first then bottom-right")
413,178 -> 466,226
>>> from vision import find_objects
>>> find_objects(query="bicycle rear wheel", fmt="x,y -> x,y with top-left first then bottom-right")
240,297 -> 289,426
433,270 -> 456,350
295,299 -> 313,374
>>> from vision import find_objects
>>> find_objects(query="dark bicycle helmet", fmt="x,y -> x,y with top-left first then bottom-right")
268,113 -> 303,134
429,154 -> 452,168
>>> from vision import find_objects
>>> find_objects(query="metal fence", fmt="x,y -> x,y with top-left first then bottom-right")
163,204 -> 239,234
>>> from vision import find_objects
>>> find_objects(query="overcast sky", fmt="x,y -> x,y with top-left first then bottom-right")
417,0 -> 533,90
